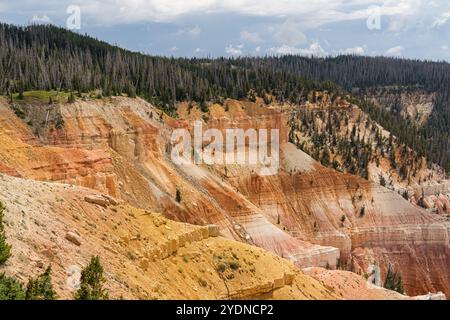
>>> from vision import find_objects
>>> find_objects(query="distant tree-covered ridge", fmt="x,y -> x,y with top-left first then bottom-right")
0,23 -> 448,172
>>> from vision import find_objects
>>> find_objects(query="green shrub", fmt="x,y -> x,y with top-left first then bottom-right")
0,202 -> 12,265
383,264 -> 405,294
68,92 -> 76,103
175,189 -> 181,203
217,262 -> 226,273
74,256 -> 109,300
359,206 -> 365,217
25,266 -> 57,300
229,261 -> 240,271
0,273 -> 25,300
198,278 -> 208,287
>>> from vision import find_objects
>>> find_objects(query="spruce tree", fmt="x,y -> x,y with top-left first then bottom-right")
0,273 -> 25,300
383,264 -> 405,294
74,256 -> 109,300
175,189 -> 182,203
68,91 -> 76,103
25,266 -> 57,300
379,175 -> 386,187
125,83 -> 137,98
0,202 -> 12,265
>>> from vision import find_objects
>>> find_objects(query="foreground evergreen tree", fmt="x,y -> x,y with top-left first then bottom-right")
0,202 -> 12,265
0,273 -> 25,300
383,264 -> 405,294
74,256 -> 109,300
25,266 -> 57,300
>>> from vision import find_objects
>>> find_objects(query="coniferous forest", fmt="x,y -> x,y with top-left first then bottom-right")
0,23 -> 448,172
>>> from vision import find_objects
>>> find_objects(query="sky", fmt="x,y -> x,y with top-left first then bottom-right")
1,0 -> 450,61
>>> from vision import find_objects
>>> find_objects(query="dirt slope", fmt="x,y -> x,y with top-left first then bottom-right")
0,173 -> 340,300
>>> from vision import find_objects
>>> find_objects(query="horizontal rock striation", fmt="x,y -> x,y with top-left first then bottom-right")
1,96 -> 449,297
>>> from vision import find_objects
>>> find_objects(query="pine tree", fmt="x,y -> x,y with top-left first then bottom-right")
25,266 -> 57,300
0,202 -> 12,265
359,206 -> 366,217
383,264 -> 405,294
68,91 -> 76,103
125,82 -> 137,98
0,273 -> 25,300
0,23 -> 448,173
349,256 -> 355,273
175,189 -> 182,203
320,148 -> 330,166
379,175 -> 386,187
74,256 -> 109,300
18,88 -> 24,100
200,100 -> 209,113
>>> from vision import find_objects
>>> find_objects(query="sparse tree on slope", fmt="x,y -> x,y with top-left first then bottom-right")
0,273 -> 25,300
0,202 -> 12,265
25,266 -> 57,300
383,264 -> 405,294
74,256 -> 109,300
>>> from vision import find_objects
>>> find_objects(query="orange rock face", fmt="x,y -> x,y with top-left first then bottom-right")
0,101 -> 118,196
1,96 -> 449,298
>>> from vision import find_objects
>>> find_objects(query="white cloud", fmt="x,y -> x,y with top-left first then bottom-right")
188,25 -> 201,37
240,30 -> 262,43
431,11 -> 450,28
272,18 -> 307,46
269,42 -> 327,57
170,46 -> 178,52
177,25 -> 201,38
0,0 -> 448,36
338,46 -> 366,55
3,0 -> 450,61
225,44 -> 244,56
384,45 -> 404,56
2,0 -> 430,26
30,15 -> 52,24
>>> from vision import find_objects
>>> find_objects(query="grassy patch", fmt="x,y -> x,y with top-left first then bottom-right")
11,90 -> 70,104
8,90 -> 105,105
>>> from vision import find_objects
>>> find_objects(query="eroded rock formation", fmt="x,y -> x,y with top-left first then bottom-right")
0,96 -> 448,298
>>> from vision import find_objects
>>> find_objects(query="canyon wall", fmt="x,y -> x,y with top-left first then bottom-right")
1,96 -> 448,297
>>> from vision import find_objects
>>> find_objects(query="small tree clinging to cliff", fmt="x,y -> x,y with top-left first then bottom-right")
383,264 -> 405,294
175,189 -> 182,203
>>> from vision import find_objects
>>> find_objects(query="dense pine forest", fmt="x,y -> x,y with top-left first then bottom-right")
0,23 -> 448,172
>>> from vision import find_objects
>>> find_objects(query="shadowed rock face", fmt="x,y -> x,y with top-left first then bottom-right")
0,96 -> 448,297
